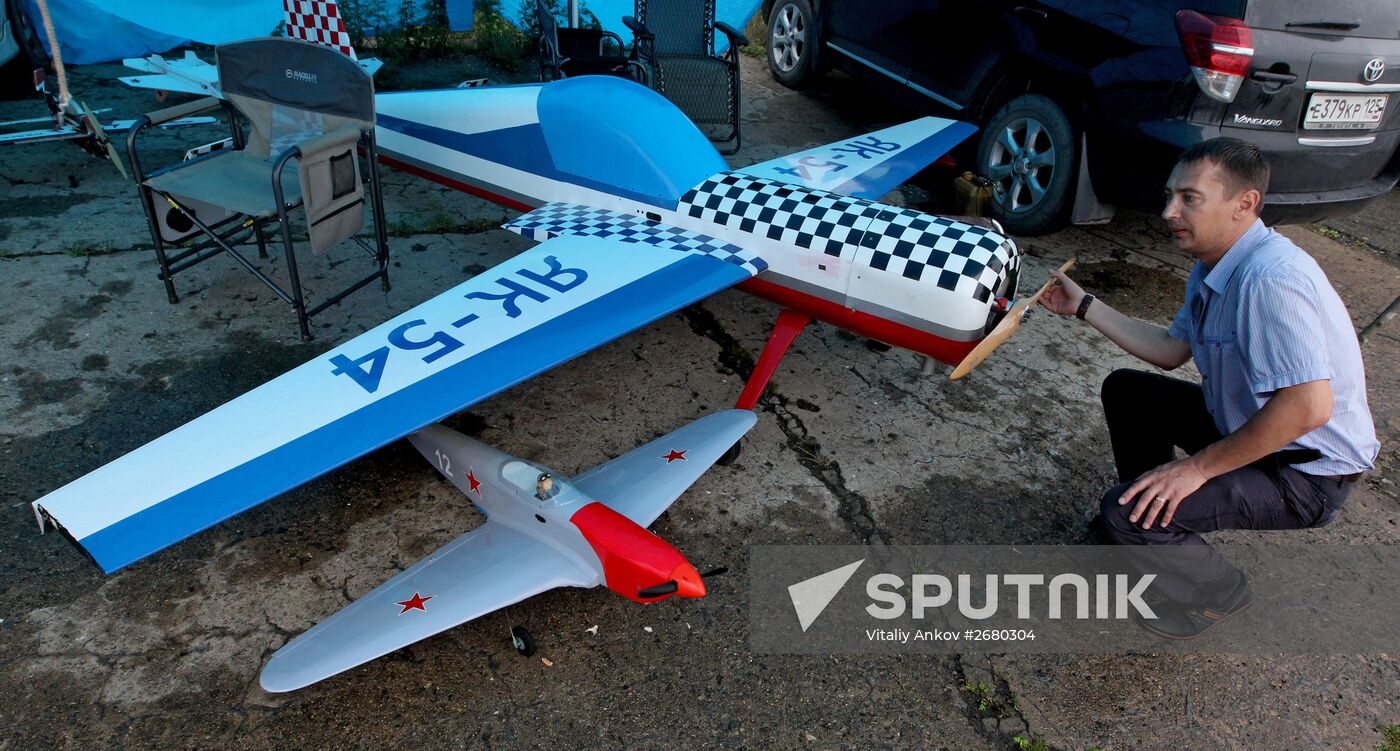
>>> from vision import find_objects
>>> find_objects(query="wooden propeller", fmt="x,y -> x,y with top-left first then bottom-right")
79,100 -> 128,181
950,259 -> 1075,380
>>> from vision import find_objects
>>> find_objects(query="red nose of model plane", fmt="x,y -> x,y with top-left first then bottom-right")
670,560 -> 706,598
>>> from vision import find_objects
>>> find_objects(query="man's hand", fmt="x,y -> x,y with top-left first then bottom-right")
1119,457 -> 1212,529
1038,269 -> 1086,317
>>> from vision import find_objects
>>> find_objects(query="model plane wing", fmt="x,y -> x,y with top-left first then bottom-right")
736,117 -> 977,201
260,520 -> 594,692
503,203 -> 767,276
119,51 -> 221,96
573,409 -> 756,527
32,233 -> 766,574
0,116 -> 217,145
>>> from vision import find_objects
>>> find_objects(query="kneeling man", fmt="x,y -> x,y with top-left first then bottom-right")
1040,138 -> 1379,637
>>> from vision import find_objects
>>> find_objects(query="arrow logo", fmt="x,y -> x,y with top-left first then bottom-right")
788,558 -> 865,632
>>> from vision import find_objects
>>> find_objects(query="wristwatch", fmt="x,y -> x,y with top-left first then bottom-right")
1075,293 -> 1096,321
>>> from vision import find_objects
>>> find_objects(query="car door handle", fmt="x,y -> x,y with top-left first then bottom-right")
1251,70 -> 1298,84
1013,6 -> 1048,22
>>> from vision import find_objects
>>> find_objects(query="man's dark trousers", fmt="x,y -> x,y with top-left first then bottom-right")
1097,369 -> 1354,602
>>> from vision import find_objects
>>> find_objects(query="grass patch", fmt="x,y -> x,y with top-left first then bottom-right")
64,241 -> 114,257
388,200 -> 506,236
962,681 -> 1017,717
1011,736 -> 1048,751
1308,222 -> 1374,250
1378,724 -> 1400,751
739,11 -> 766,58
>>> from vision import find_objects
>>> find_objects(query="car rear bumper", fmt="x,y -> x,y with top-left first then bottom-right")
1089,118 -> 1400,225
1261,176 -> 1399,225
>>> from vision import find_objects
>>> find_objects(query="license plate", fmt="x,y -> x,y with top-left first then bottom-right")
1304,93 -> 1388,130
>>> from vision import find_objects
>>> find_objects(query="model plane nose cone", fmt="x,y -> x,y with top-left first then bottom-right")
670,561 -> 706,598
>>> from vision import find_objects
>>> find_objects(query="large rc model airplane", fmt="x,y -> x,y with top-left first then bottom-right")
32,0 -> 1064,689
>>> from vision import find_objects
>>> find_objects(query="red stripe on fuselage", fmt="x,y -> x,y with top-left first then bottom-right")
378,154 -> 537,214
737,277 -> 978,366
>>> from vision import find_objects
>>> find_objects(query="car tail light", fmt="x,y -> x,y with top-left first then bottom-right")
1176,9 -> 1254,103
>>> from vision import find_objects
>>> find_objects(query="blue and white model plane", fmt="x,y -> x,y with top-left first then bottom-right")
31,0 -> 1063,690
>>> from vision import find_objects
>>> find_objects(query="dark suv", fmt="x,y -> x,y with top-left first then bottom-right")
762,0 -> 1400,235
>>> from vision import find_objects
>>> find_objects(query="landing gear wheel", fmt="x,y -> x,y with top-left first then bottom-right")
767,0 -> 816,88
717,441 -> 742,466
976,94 -> 1077,236
510,625 -> 535,657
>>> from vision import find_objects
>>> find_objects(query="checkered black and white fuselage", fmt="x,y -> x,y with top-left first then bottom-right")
503,171 -> 1022,347
673,172 -> 1021,343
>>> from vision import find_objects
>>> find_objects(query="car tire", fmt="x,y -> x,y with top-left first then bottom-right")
767,0 -> 816,88
1,0 -> 48,100
975,94 -> 1077,236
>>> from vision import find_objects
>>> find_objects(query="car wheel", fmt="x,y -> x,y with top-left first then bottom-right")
1,0 -> 48,99
976,94 -> 1076,236
767,0 -> 815,88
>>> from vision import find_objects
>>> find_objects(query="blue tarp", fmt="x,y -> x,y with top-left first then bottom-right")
21,0 -> 757,66
22,0 -> 475,65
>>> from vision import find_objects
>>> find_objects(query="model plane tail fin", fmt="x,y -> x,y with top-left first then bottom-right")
282,0 -> 358,60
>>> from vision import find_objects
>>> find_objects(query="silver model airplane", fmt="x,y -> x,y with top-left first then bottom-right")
260,410 -> 754,692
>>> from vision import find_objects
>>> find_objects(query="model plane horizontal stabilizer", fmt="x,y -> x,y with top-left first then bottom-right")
573,409 -> 757,527
736,116 -> 977,201
505,202 -> 768,275
32,234 -> 764,573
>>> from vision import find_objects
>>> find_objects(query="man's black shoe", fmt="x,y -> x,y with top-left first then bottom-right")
1135,576 -> 1252,640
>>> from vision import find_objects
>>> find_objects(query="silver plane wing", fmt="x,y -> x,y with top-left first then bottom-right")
260,520 -> 596,692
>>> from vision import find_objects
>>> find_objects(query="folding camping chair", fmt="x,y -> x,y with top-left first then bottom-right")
536,0 -> 644,82
625,0 -> 746,153
126,37 -> 390,340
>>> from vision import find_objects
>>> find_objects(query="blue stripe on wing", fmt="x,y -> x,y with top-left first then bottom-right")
736,117 -> 978,201
61,241 -> 754,573
831,120 -> 977,200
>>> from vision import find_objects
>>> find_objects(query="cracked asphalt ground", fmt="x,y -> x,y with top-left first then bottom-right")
2,54 -> 1399,751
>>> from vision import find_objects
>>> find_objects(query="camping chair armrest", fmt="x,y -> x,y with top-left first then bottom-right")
293,125 -> 363,161
144,97 -> 223,126
714,21 -> 749,49
623,15 -> 654,41
599,29 -> 626,56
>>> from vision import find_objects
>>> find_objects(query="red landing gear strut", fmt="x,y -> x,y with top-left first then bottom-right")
720,309 -> 811,465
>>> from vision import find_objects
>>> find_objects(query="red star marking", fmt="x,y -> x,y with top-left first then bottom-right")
396,592 -> 434,614
662,449 -> 687,463
466,468 -> 481,496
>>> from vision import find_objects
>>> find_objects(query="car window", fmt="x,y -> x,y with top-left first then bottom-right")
1244,1 -> 1400,34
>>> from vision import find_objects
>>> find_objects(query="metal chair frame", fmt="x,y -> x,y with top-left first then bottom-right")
624,0 -> 747,154
126,94 -> 390,340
